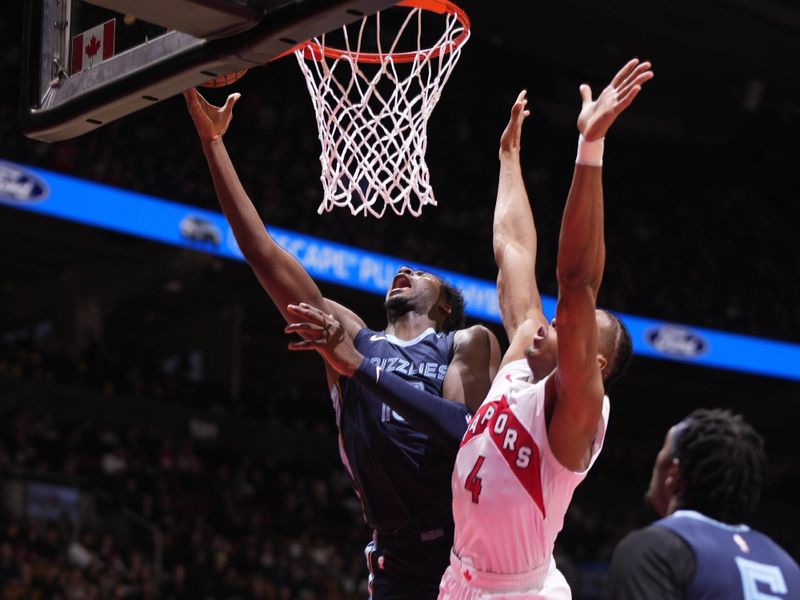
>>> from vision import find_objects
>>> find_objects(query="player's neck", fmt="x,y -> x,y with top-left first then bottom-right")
385,313 -> 439,340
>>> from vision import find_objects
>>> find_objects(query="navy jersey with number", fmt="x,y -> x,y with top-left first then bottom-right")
656,510 -> 800,599
331,327 -> 458,533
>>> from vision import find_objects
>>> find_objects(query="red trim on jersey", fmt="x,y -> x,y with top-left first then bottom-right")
461,396 -> 546,517
462,397 -> 503,446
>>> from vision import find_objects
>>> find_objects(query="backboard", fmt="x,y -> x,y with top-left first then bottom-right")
21,0 -> 399,142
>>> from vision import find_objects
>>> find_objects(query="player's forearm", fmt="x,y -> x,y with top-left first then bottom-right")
201,138 -> 277,259
493,153 -> 542,334
352,359 -> 469,450
556,164 -> 605,292
493,153 -> 537,263
201,139 -> 326,319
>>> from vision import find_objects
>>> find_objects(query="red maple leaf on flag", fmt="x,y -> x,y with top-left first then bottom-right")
85,35 -> 101,58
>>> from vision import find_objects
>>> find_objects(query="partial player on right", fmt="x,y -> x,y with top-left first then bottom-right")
610,408 -> 800,599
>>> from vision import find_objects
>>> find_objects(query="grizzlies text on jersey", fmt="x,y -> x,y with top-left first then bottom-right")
331,327 -> 457,532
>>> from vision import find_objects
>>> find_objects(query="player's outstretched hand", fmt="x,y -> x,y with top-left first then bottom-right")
577,59 -> 653,141
499,90 -> 531,159
183,88 -> 241,143
284,303 -> 363,377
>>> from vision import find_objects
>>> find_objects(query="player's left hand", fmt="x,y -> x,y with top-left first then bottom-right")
499,90 -> 531,159
183,88 -> 240,142
284,303 -> 364,377
577,59 -> 654,141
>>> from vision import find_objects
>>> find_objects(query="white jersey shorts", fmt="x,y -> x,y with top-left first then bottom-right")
439,550 -> 571,600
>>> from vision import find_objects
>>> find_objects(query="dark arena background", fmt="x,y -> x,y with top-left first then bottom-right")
1,1 -> 799,598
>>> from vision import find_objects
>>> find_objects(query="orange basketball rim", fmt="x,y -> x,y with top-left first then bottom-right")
299,0 -> 470,64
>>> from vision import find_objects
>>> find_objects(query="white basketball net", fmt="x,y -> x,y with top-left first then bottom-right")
295,6 -> 469,218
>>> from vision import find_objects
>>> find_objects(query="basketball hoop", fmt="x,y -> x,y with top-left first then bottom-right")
295,0 -> 470,218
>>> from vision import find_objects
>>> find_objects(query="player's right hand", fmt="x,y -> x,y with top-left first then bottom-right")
577,59 -> 653,141
183,88 -> 240,142
284,303 -> 364,377
499,90 -> 530,159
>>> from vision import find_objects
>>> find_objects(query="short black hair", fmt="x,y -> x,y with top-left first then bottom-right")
440,280 -> 465,332
601,310 -> 633,388
672,408 -> 767,524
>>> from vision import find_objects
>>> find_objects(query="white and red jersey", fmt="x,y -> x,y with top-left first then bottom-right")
451,359 -> 609,578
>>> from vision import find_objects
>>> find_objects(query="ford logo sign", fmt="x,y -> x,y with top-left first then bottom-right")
179,215 -> 221,246
0,161 -> 49,204
645,325 -> 708,358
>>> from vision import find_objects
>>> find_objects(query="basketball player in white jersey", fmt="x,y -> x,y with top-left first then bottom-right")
284,58 -> 652,599
436,59 -> 652,599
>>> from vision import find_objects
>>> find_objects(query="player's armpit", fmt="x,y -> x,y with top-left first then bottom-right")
548,285 -> 605,471
444,325 -> 502,414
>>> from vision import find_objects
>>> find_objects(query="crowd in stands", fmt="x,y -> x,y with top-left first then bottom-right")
2,5 -> 799,599
2,335 -> 799,599
0,408 -> 370,599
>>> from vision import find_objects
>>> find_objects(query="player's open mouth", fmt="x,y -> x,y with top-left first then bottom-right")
390,274 -> 412,292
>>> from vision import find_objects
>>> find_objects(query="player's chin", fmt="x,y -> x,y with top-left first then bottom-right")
524,344 -> 543,360
384,293 -> 413,313
523,346 -> 539,368
525,346 -> 555,378
385,288 -> 403,303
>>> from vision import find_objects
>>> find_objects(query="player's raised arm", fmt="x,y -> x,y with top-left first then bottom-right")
183,89 -> 365,341
549,59 -> 653,471
492,92 -> 549,365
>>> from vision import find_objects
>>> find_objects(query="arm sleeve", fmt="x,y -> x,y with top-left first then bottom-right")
351,358 -> 471,450
609,526 -> 696,600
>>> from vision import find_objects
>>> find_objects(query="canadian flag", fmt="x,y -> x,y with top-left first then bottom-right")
71,19 -> 115,75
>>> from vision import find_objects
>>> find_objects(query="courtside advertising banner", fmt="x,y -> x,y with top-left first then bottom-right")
1,160 -> 798,381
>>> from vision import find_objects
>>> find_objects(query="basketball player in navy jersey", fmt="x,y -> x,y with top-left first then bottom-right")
610,408 -> 800,599
183,89 -> 501,599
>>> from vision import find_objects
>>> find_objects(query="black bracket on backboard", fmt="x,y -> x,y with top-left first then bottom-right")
21,0 -> 398,142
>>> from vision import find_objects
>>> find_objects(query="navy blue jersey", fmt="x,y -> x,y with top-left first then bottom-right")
332,327 -> 457,533
656,510 -> 800,599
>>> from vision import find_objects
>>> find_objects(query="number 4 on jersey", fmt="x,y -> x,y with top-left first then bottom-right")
465,455 -> 486,503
